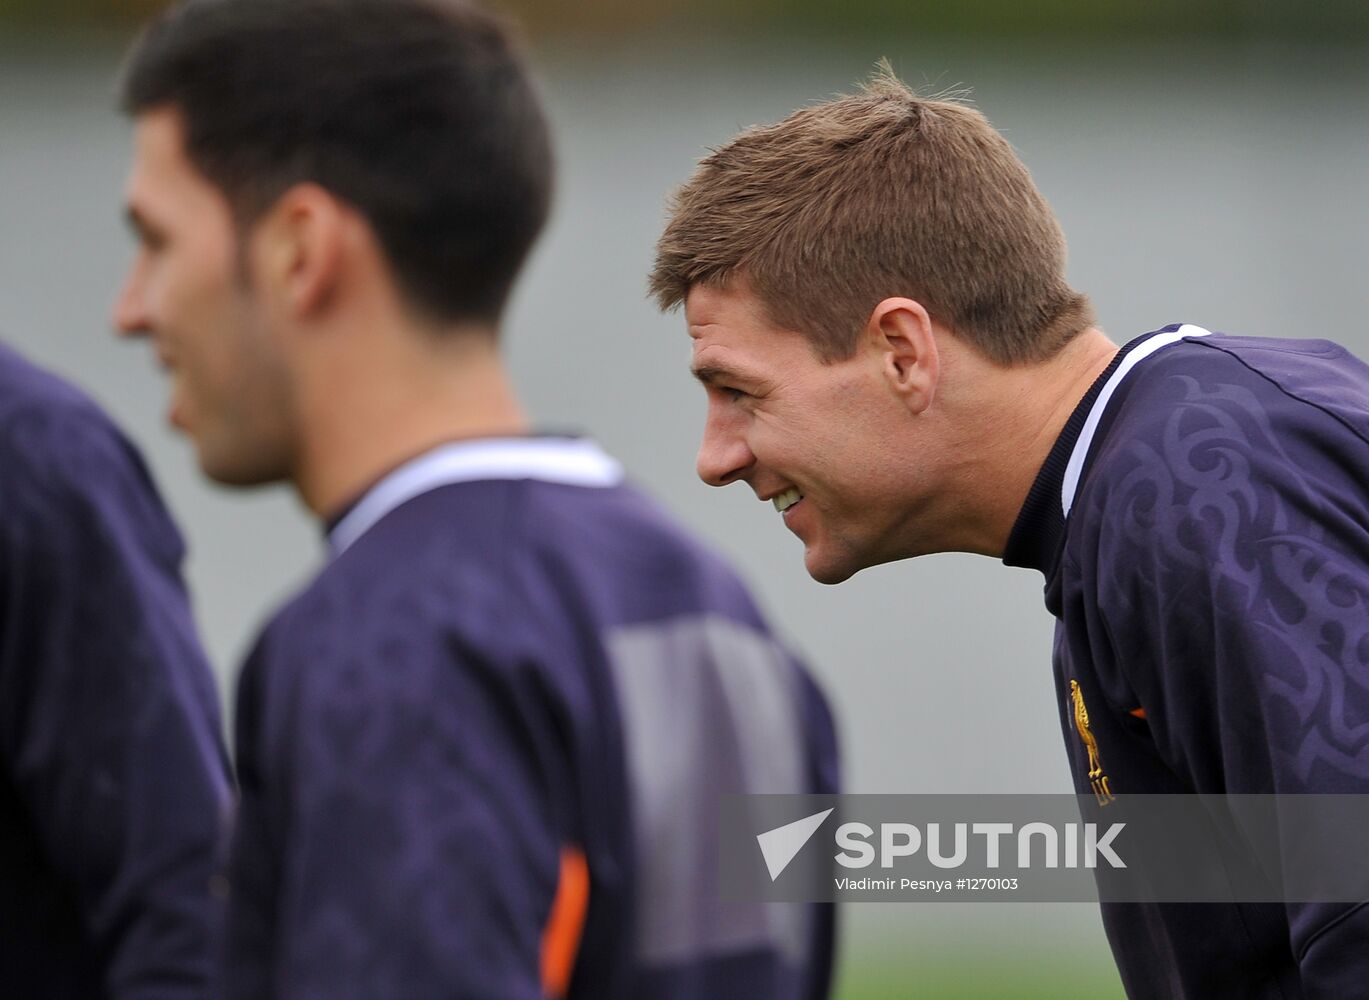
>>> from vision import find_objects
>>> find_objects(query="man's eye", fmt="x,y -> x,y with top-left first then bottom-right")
716,386 -> 750,401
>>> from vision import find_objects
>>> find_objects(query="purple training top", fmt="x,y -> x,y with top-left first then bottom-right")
0,342 -> 231,999
224,436 -> 838,999
1006,325 -> 1369,998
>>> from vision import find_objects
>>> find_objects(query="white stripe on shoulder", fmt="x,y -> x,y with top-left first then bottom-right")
330,437 -> 624,557
1061,325 -> 1212,518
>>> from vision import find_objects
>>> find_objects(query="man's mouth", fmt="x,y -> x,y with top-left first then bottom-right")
772,487 -> 803,513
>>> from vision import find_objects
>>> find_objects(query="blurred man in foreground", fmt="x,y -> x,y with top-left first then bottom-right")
651,70 -> 1369,997
113,1 -> 837,997
0,340 -> 230,997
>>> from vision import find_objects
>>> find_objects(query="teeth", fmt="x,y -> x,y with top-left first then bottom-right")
772,487 -> 802,513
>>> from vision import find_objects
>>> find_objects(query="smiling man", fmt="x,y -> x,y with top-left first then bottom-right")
112,1 -> 837,998
652,71 -> 1369,998
682,274 -> 1114,584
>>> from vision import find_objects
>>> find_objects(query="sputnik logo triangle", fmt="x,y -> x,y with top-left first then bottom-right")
757,808 -> 834,881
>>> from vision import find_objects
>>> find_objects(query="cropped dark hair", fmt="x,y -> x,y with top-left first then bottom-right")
121,0 -> 553,326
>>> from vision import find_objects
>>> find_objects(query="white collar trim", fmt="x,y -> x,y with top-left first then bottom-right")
1061,324 -> 1212,519
329,437 -> 624,557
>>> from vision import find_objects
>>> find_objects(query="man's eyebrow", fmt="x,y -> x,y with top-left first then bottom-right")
690,362 -> 746,386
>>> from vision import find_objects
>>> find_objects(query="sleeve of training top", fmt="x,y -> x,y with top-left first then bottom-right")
0,403 -> 232,999
1089,379 -> 1369,997
224,600 -> 566,1000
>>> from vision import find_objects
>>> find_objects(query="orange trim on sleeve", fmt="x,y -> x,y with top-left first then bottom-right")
540,845 -> 590,999
1129,707 -> 1148,720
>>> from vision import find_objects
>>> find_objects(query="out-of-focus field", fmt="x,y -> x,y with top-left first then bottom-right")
839,950 -> 1124,1000
829,906 -> 1126,998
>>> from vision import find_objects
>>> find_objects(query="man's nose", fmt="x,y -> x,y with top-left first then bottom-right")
695,405 -> 754,487
111,262 -> 151,338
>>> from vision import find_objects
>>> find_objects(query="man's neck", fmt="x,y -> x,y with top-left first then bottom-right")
946,326 -> 1119,558
290,329 -> 529,520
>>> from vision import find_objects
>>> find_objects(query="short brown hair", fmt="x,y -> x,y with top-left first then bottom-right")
649,69 -> 1092,365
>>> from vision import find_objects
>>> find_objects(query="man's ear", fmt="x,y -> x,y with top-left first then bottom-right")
869,297 -> 939,414
251,182 -> 345,318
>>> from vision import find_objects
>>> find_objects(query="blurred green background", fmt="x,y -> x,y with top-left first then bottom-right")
6,0 -> 1369,39
4,3 -> 1367,999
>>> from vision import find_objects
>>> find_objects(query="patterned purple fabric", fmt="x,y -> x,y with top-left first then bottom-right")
1006,329 -> 1369,998
0,342 -> 231,999
224,465 -> 837,999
